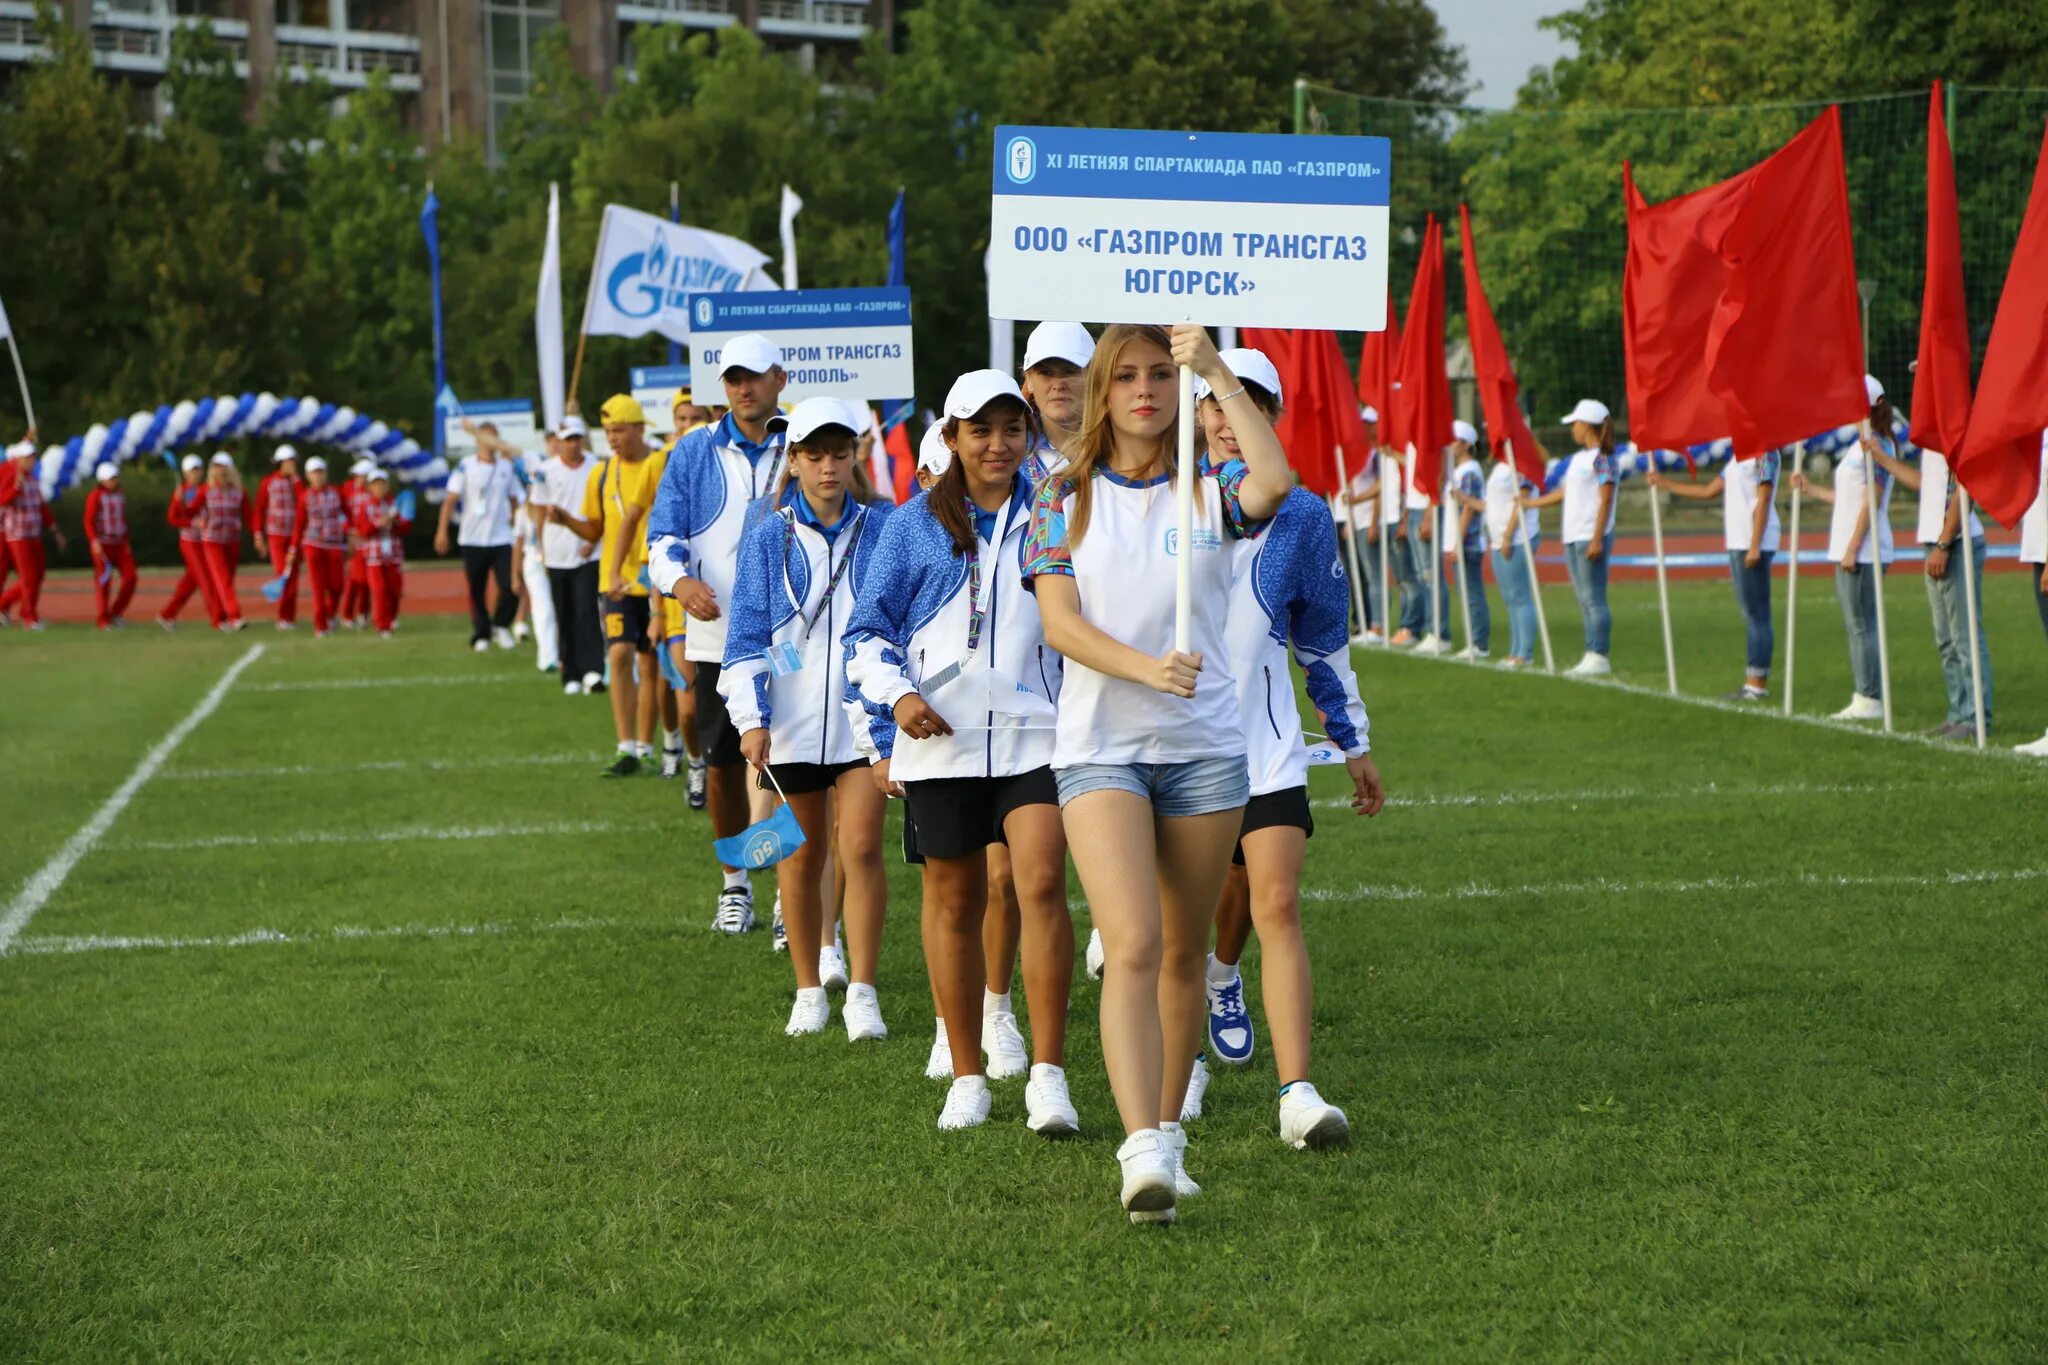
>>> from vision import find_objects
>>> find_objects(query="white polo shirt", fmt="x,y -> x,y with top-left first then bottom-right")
531,454 -> 600,570
445,454 -> 523,548
1914,449 -> 1985,544
1559,449 -> 1619,545
1827,444 -> 1896,566
2018,437 -> 2047,566
1723,450 -> 1782,554
1484,461 -> 1539,546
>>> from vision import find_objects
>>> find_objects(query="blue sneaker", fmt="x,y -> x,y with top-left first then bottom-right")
1206,965 -> 1255,1064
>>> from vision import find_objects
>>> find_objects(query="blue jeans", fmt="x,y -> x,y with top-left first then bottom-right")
1728,550 -> 1775,677
1492,539 -> 1538,660
1459,548 -> 1491,653
1563,533 -> 1613,656
1926,537 -> 1992,726
1834,564 -> 1884,700
1394,518 -> 1425,634
1055,755 -> 1250,817
1339,526 -> 1373,632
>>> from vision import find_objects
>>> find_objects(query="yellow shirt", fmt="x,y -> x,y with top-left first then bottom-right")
581,443 -> 669,596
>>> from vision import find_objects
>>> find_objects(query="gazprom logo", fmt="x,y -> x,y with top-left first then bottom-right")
1005,135 -> 1038,186
694,297 -> 715,329
606,229 -> 747,321
743,831 -> 781,867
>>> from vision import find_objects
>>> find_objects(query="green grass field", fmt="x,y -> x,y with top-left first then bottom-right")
3,569 -> 2046,1359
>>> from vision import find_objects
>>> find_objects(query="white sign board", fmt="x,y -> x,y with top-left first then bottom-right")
441,398 -> 541,465
630,363 -> 694,443
687,287 -> 914,404
987,125 -> 1392,330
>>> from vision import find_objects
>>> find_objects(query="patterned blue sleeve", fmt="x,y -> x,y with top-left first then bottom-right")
1022,475 -> 1075,582
1282,502 -> 1370,754
719,514 -> 788,734
1759,449 -> 1781,484
841,505 -> 921,761
1215,459 -> 1271,542
1593,452 -> 1617,487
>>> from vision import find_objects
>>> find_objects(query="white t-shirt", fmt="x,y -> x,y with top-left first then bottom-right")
2019,438 -> 2048,566
1827,445 -> 1896,566
531,455 -> 600,570
1722,451 -> 1782,554
1913,449 -> 1985,544
1337,464 -> 1376,532
445,455 -> 523,548
1484,461 -> 1539,546
1402,445 -> 1433,512
1559,448 -> 1618,545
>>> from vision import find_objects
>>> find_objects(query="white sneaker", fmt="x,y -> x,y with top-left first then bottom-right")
1181,1056 -> 1209,1122
770,896 -> 787,952
581,671 -> 603,692
660,747 -> 682,779
843,983 -> 886,1042
1024,1063 -> 1079,1136
819,945 -> 849,993
785,987 -> 829,1036
563,681 -> 583,696
1116,1129 -> 1177,1224
1085,927 -> 1105,981
984,1010 -> 1029,1080
1162,1122 -> 1201,1197
938,1075 -> 991,1131
1566,651 -> 1612,677
712,885 -> 754,934
513,621 -> 530,642
1832,694 -> 1884,721
492,626 -> 515,650
1279,1083 -> 1352,1150
472,639 -> 489,653
926,1019 -> 954,1080
1359,628 -> 1386,646
2015,730 -> 2048,757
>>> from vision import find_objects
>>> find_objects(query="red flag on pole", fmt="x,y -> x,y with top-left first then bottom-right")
1953,118 -> 2048,526
1458,204 -> 1544,484
1623,107 -> 1866,453
1240,328 -> 1365,497
1389,214 -> 1453,499
1910,82 -> 1973,459
1356,296 -> 1401,419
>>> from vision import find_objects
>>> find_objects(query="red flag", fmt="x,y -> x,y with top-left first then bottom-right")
1240,328 -> 1366,497
1623,107 -> 1865,453
1389,214 -> 1453,500
1953,119 -> 2048,526
1458,204 -> 1544,485
883,420 -> 915,505
1911,82 -> 1972,459
1356,297 -> 1401,419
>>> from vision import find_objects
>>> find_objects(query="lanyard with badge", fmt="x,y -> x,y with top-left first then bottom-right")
764,503 -> 866,676
920,496 -> 1014,695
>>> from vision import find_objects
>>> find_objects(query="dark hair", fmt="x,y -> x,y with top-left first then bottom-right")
932,397 -> 1033,557
1596,417 -> 1616,457
778,428 -> 874,503
1870,395 -> 1895,437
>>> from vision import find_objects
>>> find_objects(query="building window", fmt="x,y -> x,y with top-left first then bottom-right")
482,0 -> 556,162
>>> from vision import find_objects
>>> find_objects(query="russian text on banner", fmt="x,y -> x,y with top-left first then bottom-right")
687,287 -> 915,404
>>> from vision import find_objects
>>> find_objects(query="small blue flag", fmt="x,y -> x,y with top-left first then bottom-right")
712,801 -> 807,870
396,489 -> 417,519
658,644 -> 689,692
97,563 -> 113,586
259,573 -> 291,603
434,385 -> 462,415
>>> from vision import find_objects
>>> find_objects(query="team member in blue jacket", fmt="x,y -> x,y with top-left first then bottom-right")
720,398 -> 893,1042
1193,350 -> 1383,1151
845,370 -> 1076,1135
647,333 -> 791,936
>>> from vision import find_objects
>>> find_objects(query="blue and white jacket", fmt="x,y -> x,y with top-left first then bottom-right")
646,414 -> 789,665
718,486 -> 892,767
843,474 -> 1061,782
1225,487 -> 1371,798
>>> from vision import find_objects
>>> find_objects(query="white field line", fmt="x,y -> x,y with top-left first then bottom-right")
0,643 -> 266,955
244,674 -> 532,692
1303,865 -> 2048,904
11,915 -> 625,957
111,817 -> 653,854
1367,646 -> 2048,765
1310,775 -> 2005,812
163,752 -> 607,781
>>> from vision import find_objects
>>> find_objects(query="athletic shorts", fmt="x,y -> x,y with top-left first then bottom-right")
1054,755 -> 1249,819
662,596 -> 686,636
902,767 -> 1059,859
692,661 -> 744,768
762,759 -> 866,797
1233,785 -> 1314,866
602,594 -> 653,654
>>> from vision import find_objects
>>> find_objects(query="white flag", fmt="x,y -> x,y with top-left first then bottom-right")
536,183 -> 566,432
986,243 -> 1014,375
0,289 -> 12,341
779,185 -> 804,291
579,204 -> 771,345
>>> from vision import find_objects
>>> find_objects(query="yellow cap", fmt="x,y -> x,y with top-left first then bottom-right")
600,394 -> 647,426
671,388 -> 693,406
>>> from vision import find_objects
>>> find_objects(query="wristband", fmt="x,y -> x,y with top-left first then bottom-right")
1211,384 -> 1247,406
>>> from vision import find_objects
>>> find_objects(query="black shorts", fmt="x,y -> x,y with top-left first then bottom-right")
1233,786 -> 1314,866
902,768 -> 1060,859
692,661 -> 744,768
762,759 -> 866,797
601,594 -> 654,654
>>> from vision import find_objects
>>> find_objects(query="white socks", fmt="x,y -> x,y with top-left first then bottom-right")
722,869 -> 750,892
1206,954 -> 1238,985
983,989 -> 1010,1017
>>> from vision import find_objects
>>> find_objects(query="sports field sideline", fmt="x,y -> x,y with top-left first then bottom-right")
3,572 -> 2044,1357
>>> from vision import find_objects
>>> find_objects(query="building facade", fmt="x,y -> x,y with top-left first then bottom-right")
0,0 -> 883,156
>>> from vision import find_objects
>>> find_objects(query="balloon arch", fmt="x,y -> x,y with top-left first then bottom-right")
31,393 -> 446,500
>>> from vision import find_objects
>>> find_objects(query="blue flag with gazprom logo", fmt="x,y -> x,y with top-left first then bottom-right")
713,802 -> 807,870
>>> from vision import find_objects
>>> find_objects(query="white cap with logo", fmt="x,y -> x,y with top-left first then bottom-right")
944,369 -> 1028,421
556,414 -> 588,440
918,423 -> 953,477
1195,348 -> 1283,406
769,397 -> 863,445
718,333 -> 783,378
95,461 -> 119,482
1452,419 -> 1479,445
1022,321 -> 1096,373
1560,398 -> 1611,427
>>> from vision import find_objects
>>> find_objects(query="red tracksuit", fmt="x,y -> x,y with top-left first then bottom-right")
84,485 -> 139,627
0,461 -> 54,625
341,477 -> 371,623
257,470 -> 302,624
161,481 -> 224,627
199,484 -> 257,626
353,493 -> 411,632
295,482 -> 350,633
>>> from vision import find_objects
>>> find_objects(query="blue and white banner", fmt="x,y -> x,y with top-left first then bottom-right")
631,364 -> 695,441
581,205 -> 772,345
443,398 -> 539,464
687,287 -> 914,403
987,125 -> 1392,331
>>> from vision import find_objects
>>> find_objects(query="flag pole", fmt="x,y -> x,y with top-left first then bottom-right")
1783,458 -> 1801,717
1504,443 -> 1555,673
1175,359 -> 1195,653
1451,473 -> 1472,654
1377,452 -> 1393,645
1859,419 -> 1894,732
1958,485 -> 1987,748
1647,455 -> 1678,693
1429,459 -> 1444,648
1332,443 -> 1370,643
4,332 -> 32,433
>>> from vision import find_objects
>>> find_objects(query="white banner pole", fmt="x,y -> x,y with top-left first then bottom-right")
1175,362 -> 1195,653
1429,459 -> 1444,648
5,334 -> 32,433
1783,466 -> 1801,717
1331,442 -> 1369,643
1648,457 -> 1678,694
1451,473 -> 1472,654
1860,420 -> 1894,732
1377,457 -> 1392,647
1959,485 -> 1987,749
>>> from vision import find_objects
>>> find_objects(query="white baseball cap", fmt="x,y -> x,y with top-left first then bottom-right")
1560,398 -> 1611,426
209,451 -> 236,468
95,461 -> 119,482
350,459 -> 375,477
1022,321 -> 1096,373
1452,419 -> 1479,445
180,453 -> 203,472
1360,405 -> 1379,424
918,423 -> 953,477
769,396 -> 862,445
366,465 -> 391,483
556,415 -> 587,440
718,333 -> 783,378
272,444 -> 299,464
1863,373 -> 1885,405
304,455 -> 328,473
943,369 -> 1028,421
1195,348 -> 1283,406
6,440 -> 36,460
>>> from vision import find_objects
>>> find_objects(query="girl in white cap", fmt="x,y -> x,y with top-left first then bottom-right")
291,457 -> 351,637
1524,399 -> 1618,675
721,398 -> 894,1043
847,371 -> 1076,1134
0,438 -> 59,629
198,452 -> 255,630
1443,420 -> 1491,659
84,462 -> 138,629
1484,447 -> 1542,668
1020,320 -> 1096,481
1648,448 -> 1782,701
1192,348 -> 1382,1152
257,446 -> 303,629
159,454 -> 223,630
1023,323 -> 1292,1224
1793,376 -> 1896,721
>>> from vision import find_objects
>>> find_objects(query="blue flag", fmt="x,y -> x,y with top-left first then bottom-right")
396,489 -> 417,520
658,643 -> 689,692
712,801 -> 807,870
881,189 -> 911,429
259,573 -> 291,603
421,188 -> 447,466
97,562 -> 113,586
668,185 -> 685,367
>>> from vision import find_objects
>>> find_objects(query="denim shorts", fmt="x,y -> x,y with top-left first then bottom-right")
1054,755 -> 1250,817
